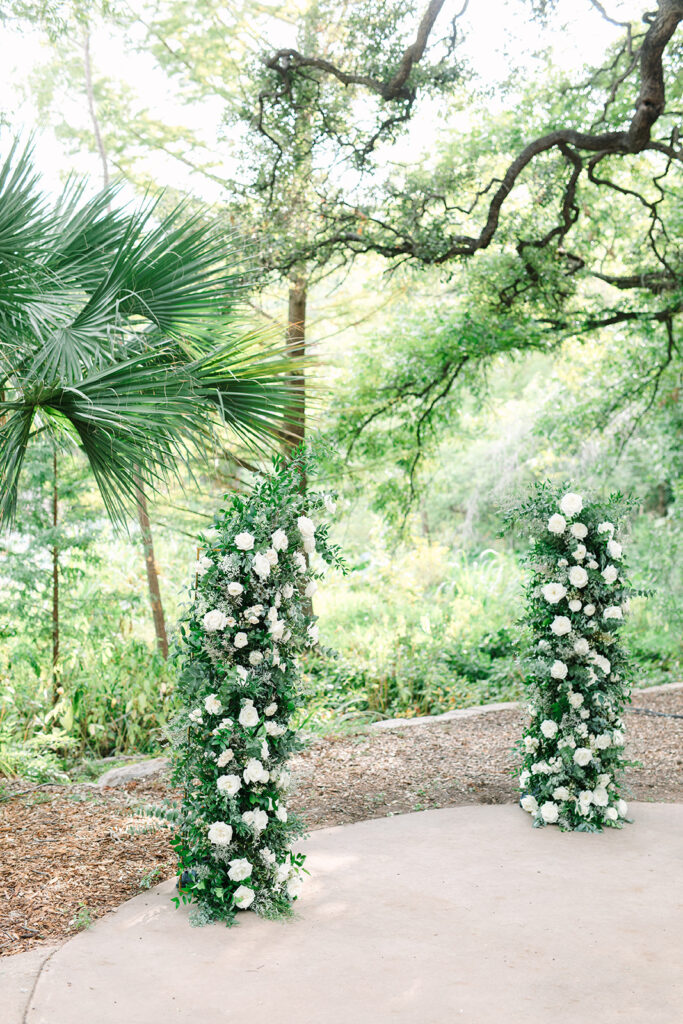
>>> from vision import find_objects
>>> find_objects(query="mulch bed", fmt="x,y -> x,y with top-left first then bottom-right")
2,686 -> 681,957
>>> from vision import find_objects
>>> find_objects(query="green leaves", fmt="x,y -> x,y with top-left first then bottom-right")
0,145 -> 307,529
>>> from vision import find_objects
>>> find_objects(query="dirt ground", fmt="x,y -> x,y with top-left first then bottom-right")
2,685 -> 682,957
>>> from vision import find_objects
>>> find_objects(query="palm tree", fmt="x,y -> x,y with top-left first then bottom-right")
0,142 -> 305,666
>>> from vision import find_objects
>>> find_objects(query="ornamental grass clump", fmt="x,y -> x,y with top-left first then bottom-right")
171,451 -> 343,924
507,484 -> 635,832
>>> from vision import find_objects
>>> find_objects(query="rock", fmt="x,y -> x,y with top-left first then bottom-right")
96,758 -> 170,788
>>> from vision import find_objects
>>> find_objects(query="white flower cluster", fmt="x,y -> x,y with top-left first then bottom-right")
173,466 -> 341,924
518,489 -> 632,831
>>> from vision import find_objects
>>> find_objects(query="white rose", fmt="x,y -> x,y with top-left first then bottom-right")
239,703 -> 259,729
542,582 -> 566,604
236,665 -> 248,681
253,809 -> 269,831
579,790 -> 593,806
598,521 -> 614,535
540,719 -> 558,738
572,544 -> 587,562
617,799 -> 628,817
249,651 -> 264,666
281,583 -> 294,599
293,552 -> 307,573
520,795 -> 538,813
243,758 -> 269,784
550,660 -> 568,679
540,801 -> 559,824
287,875 -> 303,899
217,773 -> 241,797
568,565 -> 588,588
227,858 -> 253,882
570,523 -> 588,539
602,565 -> 618,584
194,555 -> 212,577
558,558 -> 568,567
269,618 -> 285,641
260,847 -> 276,866
587,560 -> 598,570
264,703 -> 278,716
204,694 -> 223,715
606,539 -> 622,559
275,804 -> 288,822
252,552 -> 271,579
234,632 -> 248,649
271,529 -> 289,551
217,748 -> 234,767
591,653 -> 611,674
227,582 -> 244,597
605,807 -> 618,821
573,747 -> 592,766
208,821 -> 233,846
233,885 -> 255,910
265,548 -> 279,567
519,770 -> 530,787
552,786 -> 570,801
307,622 -> 320,644
276,769 -> 291,791
603,606 -> 623,620
305,580 -> 318,598
612,730 -> 624,746
568,691 -> 584,708
203,609 -> 228,633
559,492 -> 583,517
550,616 -> 572,637
234,532 -> 255,550
592,787 -> 609,807
573,638 -> 590,656
568,599 -> 582,612
297,515 -> 316,539
548,513 -> 566,535
324,494 -> 337,513
303,536 -> 316,554
583,604 -> 596,616
524,736 -> 539,751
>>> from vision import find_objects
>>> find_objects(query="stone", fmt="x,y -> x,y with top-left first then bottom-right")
96,757 -> 170,788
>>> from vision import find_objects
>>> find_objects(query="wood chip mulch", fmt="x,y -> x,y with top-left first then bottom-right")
1,686 -> 681,958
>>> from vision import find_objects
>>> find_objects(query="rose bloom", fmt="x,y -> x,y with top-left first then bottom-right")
540,719 -> 558,738
265,721 -> 286,737
572,544 -> 587,562
558,558 -> 568,567
605,807 -> 619,822
233,885 -> 255,910
583,604 -> 596,616
293,552 -> 307,573
236,665 -> 248,681
203,609 -> 228,633
520,795 -> 538,813
550,660 -> 568,679
239,702 -> 259,728
227,582 -> 243,597
305,579 -> 318,598
271,528 -> 289,551
568,599 -> 582,612
281,583 -> 294,599
568,691 -> 584,708
248,651 -> 264,666
559,492 -> 583,517
204,694 -> 222,715
573,747 -> 592,767
265,702 -> 278,716
324,494 -> 337,513
617,799 -> 628,817
568,565 -> 588,588
287,876 -> 303,899
228,858 -> 253,882
243,758 -> 268,784
570,523 -> 588,539
548,513 -> 566,535
552,786 -> 570,801
194,555 -> 212,577
598,521 -> 614,535
252,552 -> 271,579
607,539 -> 622,559
208,822 -> 233,846
265,548 -> 279,567
592,787 -> 609,807
303,536 -> 316,554
234,632 -> 248,649
297,515 -> 316,539
540,801 -> 559,824
542,582 -> 566,605
307,622 -> 320,643
234,532 -> 255,551
550,616 -> 572,636
602,564 -> 619,584
275,804 -> 288,822
217,773 -> 241,797
603,606 -> 623,620
216,748 -> 234,768
573,638 -> 590,656
587,559 -> 598,569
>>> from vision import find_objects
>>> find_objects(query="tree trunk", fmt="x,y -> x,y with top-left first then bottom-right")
135,479 -> 169,659
286,275 -> 307,480
51,448 -> 59,699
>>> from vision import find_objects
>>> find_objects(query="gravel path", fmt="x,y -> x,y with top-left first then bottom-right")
2,685 -> 681,957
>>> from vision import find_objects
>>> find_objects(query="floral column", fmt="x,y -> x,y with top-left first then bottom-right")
512,485 -> 633,831
171,452 -> 343,924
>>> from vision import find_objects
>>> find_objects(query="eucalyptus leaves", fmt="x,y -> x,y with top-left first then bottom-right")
509,484 -> 634,832
171,451 -> 343,924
